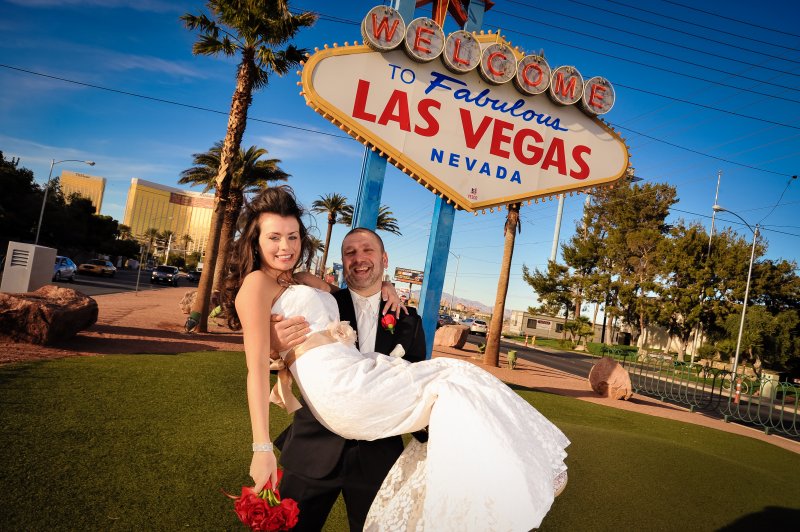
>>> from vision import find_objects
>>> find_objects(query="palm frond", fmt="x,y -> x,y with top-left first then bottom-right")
377,205 -> 402,236
339,204 -> 354,227
193,34 -> 237,56
180,13 -> 219,36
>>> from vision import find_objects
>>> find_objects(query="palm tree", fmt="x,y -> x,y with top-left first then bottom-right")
143,227 -> 160,263
339,204 -> 403,236
181,0 -> 316,332
181,233 -> 194,260
484,203 -> 522,367
305,235 -> 324,274
180,140 -> 289,292
160,230 -> 175,264
118,224 -> 132,240
311,193 -> 349,278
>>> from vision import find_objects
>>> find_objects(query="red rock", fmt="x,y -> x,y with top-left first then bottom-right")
434,325 -> 470,349
588,356 -> 633,400
0,285 -> 98,345
179,290 -> 196,314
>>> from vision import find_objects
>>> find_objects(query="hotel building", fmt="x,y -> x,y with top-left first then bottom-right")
122,178 -> 214,256
60,170 -> 106,213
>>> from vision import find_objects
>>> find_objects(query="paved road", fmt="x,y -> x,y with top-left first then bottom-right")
50,269 -> 196,297
466,332 -> 596,378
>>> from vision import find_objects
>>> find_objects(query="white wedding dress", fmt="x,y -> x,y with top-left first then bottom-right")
273,285 -> 570,531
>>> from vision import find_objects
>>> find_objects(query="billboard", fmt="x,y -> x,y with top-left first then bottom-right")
394,267 -> 424,285
299,6 -> 629,213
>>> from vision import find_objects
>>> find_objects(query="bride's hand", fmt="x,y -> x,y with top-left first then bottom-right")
381,281 -> 408,317
250,450 -> 278,492
271,313 -> 311,352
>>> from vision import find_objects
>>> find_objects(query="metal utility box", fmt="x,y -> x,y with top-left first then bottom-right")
1,242 -> 57,294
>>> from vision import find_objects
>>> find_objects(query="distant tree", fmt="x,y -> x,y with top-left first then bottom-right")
561,197 -> 609,335
582,177 -> 677,344
305,235 -> 324,273
339,204 -> 402,236
180,233 -> 194,260
565,316 -> 593,345
106,237 -> 141,259
523,260 -> 572,339
160,230 -> 176,263
117,224 -> 133,240
181,0 -> 316,331
142,228 -> 160,262
721,306 -> 800,376
312,193 -> 349,277
655,221 -> 711,357
0,152 -> 41,247
186,251 -> 202,271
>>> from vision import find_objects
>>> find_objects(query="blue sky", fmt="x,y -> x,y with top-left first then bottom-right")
1,0 -> 798,313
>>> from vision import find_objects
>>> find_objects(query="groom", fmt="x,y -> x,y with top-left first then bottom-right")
272,227 -> 427,531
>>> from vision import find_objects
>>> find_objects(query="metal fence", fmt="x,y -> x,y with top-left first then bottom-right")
606,349 -> 800,439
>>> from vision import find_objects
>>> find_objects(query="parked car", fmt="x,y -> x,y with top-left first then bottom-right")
151,265 -> 180,286
470,319 -> 488,336
53,256 -> 77,282
461,318 -> 488,335
78,258 -> 116,277
437,314 -> 456,328
186,270 -> 201,283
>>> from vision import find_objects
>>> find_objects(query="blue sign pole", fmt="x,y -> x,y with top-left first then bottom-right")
418,1 -> 486,358
351,0 -> 416,230
418,198 -> 455,358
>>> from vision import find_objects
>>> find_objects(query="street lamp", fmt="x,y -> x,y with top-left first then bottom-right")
712,204 -> 759,379
448,251 -> 461,313
35,158 -> 96,245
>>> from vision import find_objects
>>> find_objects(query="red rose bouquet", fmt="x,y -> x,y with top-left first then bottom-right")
380,313 -> 397,334
225,470 -> 299,531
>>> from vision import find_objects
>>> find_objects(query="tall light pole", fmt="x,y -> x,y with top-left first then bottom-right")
35,159 -> 95,245
690,170 -> 723,365
448,251 -> 461,313
712,204 -> 759,379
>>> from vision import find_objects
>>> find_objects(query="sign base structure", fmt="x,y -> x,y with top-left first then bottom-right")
299,26 -> 629,213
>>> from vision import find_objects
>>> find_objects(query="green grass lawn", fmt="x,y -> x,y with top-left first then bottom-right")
1,352 -> 798,531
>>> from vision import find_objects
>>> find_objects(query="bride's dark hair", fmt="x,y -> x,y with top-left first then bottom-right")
221,185 -> 312,330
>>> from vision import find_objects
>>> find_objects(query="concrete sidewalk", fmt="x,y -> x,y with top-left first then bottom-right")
3,286 -> 799,455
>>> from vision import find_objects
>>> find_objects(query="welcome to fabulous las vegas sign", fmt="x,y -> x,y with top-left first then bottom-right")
298,5 -> 630,213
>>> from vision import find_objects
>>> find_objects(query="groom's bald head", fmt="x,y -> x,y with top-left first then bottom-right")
341,228 -> 388,295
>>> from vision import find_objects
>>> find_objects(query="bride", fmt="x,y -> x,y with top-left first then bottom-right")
221,186 -> 570,531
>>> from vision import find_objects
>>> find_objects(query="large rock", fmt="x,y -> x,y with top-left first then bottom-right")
0,285 -> 98,345
434,325 -> 470,349
588,356 -> 633,400
179,290 -> 196,314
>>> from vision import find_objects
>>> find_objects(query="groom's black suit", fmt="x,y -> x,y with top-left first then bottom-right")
274,289 -> 427,532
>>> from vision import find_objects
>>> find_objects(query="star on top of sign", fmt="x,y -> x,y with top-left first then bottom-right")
415,0 -> 496,27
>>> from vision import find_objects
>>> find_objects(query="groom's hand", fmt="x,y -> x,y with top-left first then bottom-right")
271,314 -> 311,353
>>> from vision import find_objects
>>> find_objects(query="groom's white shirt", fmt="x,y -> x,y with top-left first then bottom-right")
350,290 -> 381,353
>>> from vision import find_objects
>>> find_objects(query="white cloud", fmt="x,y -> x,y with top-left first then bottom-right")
256,129 -> 361,161
105,53 -> 206,79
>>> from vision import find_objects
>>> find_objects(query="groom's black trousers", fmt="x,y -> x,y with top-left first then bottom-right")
279,439 -> 387,532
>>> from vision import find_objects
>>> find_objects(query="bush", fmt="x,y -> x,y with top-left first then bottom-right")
587,342 -> 638,358
587,342 -> 605,356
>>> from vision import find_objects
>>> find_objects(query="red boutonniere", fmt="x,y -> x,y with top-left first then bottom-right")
380,313 -> 397,334
224,470 -> 299,531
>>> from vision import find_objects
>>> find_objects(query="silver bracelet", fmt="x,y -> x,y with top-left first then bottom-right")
252,442 -> 273,452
